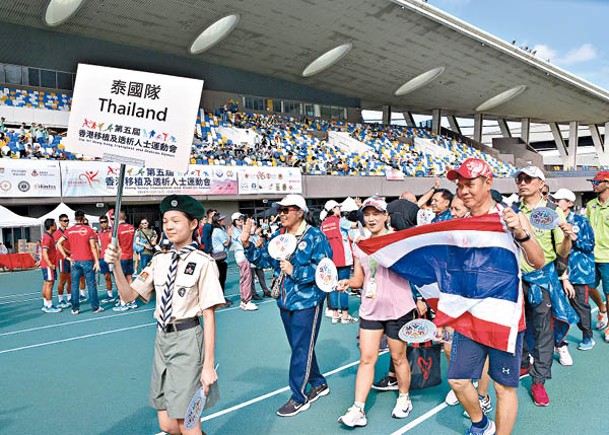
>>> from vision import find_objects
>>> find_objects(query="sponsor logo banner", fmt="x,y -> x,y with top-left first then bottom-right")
0,159 -> 61,197
238,167 -> 302,194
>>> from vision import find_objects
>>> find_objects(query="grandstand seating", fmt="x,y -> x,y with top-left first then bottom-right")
1,85 -> 518,176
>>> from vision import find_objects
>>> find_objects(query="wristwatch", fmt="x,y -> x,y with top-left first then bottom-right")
514,229 -> 532,243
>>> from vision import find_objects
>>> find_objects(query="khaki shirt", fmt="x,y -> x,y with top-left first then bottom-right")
131,250 -> 225,321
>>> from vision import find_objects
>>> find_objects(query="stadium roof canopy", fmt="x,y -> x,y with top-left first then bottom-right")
2,0 -> 609,125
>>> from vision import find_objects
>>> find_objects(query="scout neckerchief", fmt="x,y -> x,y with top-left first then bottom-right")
158,241 -> 198,330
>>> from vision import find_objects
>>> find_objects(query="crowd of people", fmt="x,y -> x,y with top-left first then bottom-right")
25,161 -> 609,434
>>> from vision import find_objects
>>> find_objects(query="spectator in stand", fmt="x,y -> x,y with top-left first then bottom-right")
57,210 -> 102,315
40,218 -> 61,313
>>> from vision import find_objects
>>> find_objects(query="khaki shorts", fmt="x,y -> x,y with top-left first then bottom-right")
149,325 -> 204,419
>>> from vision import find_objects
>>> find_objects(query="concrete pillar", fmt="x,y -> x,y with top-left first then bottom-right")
402,111 -> 416,128
498,119 -> 512,138
382,105 -> 391,126
566,121 -> 578,169
520,118 -> 530,143
447,115 -> 461,135
549,122 -> 568,161
473,112 -> 483,143
589,124 -> 609,166
431,109 -> 441,136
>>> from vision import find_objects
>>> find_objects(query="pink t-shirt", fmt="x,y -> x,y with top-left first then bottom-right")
354,244 -> 416,321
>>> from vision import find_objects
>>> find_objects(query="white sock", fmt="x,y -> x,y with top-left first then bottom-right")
58,294 -> 64,302
354,401 -> 365,410
43,298 -> 52,308
107,291 -> 113,298
80,290 -> 86,297
399,392 -> 410,400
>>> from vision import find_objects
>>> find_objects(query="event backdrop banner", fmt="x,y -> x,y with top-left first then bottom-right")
61,161 -> 238,197
238,167 -> 302,194
65,64 -> 203,173
0,159 -> 61,198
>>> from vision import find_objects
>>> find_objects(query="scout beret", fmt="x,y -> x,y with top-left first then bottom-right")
160,195 -> 205,220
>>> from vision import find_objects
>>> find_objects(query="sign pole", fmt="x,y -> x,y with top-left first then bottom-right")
109,163 -> 126,271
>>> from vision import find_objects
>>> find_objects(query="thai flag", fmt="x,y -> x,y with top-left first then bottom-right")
357,214 -> 524,354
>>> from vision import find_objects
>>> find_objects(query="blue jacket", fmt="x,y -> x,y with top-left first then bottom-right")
566,212 -> 595,285
245,225 -> 332,311
432,209 -> 452,223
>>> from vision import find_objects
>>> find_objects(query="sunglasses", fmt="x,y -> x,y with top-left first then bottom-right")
515,175 -> 535,185
592,180 -> 607,186
60,219 -> 69,222
278,207 -> 299,215
100,220 -> 108,224
541,191 -> 549,196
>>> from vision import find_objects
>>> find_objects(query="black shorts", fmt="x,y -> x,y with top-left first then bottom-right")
360,309 -> 417,340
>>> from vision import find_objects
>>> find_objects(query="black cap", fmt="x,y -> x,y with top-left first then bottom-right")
160,195 -> 205,220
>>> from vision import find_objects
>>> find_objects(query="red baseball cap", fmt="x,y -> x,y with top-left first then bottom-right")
589,171 -> 609,182
447,158 -> 493,181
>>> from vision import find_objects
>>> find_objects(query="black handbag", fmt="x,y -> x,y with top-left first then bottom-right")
407,341 -> 442,390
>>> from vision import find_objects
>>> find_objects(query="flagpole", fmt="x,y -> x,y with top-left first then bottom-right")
109,163 -> 126,272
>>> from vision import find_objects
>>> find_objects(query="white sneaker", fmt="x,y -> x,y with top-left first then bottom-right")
240,301 -> 258,311
596,312 -> 608,330
555,344 -> 574,366
445,388 -> 459,406
325,308 -> 333,318
338,405 -> 367,427
392,394 -> 413,419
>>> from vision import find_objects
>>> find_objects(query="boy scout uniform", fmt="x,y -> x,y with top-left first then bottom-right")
131,195 -> 225,418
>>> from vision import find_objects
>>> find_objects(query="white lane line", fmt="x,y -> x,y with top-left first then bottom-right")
0,299 -> 274,354
391,403 -> 448,435
198,352 -> 386,424
0,291 -> 39,299
0,307 -> 155,337
0,323 -> 155,355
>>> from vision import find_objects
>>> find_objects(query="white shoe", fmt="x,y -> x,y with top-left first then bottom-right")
596,312 -> 608,330
392,394 -> 413,419
240,301 -> 258,311
555,344 -> 573,366
338,405 -> 367,427
445,389 -> 459,406
325,308 -> 333,318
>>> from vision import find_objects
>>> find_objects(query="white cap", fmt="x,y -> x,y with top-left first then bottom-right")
361,196 -> 388,212
277,194 -> 308,212
324,200 -> 340,211
551,188 -> 576,202
231,212 -> 244,222
340,197 -> 359,212
319,210 -> 328,221
515,166 -> 546,181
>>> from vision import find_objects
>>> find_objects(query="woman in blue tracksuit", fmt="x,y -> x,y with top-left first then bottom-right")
241,194 -> 333,418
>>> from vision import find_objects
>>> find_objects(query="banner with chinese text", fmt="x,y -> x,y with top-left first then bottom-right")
65,64 -> 203,172
238,167 -> 302,194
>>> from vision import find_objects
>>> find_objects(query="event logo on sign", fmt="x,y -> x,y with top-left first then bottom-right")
18,181 -> 30,192
0,180 -> 10,192
79,171 -> 100,188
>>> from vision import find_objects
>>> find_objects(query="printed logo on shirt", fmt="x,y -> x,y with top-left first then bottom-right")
184,262 -> 196,275
298,241 -> 307,251
178,287 -> 186,297
137,271 -> 149,282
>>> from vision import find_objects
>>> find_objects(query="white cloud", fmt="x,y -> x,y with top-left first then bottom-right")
532,44 -> 557,61
559,43 -> 597,65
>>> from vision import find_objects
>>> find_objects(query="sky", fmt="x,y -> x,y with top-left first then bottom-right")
431,0 -> 609,90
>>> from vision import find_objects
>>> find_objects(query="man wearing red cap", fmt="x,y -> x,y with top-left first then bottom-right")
445,158 -> 543,435
586,171 -> 609,339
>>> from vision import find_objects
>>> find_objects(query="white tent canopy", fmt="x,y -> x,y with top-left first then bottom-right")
37,203 -> 100,225
0,205 -> 41,228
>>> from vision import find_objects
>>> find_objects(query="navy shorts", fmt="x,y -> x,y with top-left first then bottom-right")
447,330 -> 524,388
360,309 -> 417,340
99,259 -> 111,275
57,259 -> 70,274
41,267 -> 56,282
120,259 -> 134,276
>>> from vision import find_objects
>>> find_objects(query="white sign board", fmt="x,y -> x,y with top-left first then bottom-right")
0,159 -> 61,198
65,64 -> 203,173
